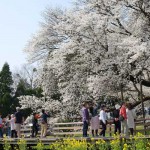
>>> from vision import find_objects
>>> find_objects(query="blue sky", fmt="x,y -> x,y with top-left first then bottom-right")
0,0 -> 72,71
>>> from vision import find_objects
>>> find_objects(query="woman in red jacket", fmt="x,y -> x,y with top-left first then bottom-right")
119,102 -> 128,136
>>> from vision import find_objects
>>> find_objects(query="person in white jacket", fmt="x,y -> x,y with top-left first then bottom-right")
10,114 -> 17,138
126,103 -> 136,135
99,105 -> 107,137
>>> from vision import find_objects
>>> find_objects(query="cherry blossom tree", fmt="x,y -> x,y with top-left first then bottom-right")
20,0 -> 150,119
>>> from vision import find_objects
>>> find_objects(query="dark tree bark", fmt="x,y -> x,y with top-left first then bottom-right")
132,97 -> 150,108
129,75 -> 150,87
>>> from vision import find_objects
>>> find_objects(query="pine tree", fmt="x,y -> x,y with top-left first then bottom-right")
0,62 -> 13,97
0,63 -> 13,116
1,93 -> 12,116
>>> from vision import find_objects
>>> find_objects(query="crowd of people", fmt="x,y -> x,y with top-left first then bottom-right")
0,107 -> 23,138
81,101 -> 136,137
0,102 -> 138,139
0,108 -> 50,138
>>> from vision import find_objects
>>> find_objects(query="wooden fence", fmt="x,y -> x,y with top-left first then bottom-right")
21,118 -> 150,137
52,118 -> 150,137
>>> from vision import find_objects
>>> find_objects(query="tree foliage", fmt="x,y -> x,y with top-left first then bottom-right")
0,63 -> 43,117
0,62 -> 13,97
0,63 -> 13,116
22,0 -> 150,119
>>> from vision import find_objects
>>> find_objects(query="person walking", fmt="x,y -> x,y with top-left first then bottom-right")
126,103 -> 136,136
31,113 -> 38,137
15,107 -> 23,138
113,104 -> 121,134
119,102 -> 128,136
89,102 -> 100,137
81,102 -> 89,137
40,109 -> 50,138
99,105 -> 107,137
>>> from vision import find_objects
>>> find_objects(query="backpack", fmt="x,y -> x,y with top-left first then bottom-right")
41,116 -> 46,124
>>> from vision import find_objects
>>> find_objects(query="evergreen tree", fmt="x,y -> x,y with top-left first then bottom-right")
0,93 -> 12,117
0,63 -> 13,116
0,62 -> 13,97
13,78 -> 43,117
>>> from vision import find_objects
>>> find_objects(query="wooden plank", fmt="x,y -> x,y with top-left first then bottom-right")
135,129 -> 150,132
53,125 -> 114,129
54,132 -> 83,135
145,122 -> 150,127
54,122 -> 83,126
136,118 -> 150,121
21,129 -> 31,132
53,126 -> 82,130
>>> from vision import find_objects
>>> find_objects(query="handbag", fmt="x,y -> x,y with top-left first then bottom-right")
119,115 -> 124,121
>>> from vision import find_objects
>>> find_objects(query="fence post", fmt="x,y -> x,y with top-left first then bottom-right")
109,123 -> 112,137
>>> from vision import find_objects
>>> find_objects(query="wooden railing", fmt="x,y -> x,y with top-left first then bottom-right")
135,118 -> 150,135
52,118 -> 150,137
21,118 -> 150,137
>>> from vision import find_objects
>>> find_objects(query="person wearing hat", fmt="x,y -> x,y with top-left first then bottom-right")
113,104 -> 121,134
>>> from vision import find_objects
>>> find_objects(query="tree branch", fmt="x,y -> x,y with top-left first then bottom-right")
132,97 -> 150,108
129,75 -> 150,87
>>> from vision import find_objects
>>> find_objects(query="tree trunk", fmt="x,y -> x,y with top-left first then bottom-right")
120,84 -> 124,101
140,80 -> 146,134
140,80 -> 145,119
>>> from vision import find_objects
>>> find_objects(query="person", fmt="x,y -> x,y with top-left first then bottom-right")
40,109 -> 50,138
0,114 -> 3,138
113,104 -> 121,134
99,105 -> 107,137
81,102 -> 89,137
119,102 -> 128,136
15,107 -> 23,138
89,102 -> 100,137
126,103 -> 136,135
6,115 -> 11,138
10,114 -> 17,138
31,113 -> 38,137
